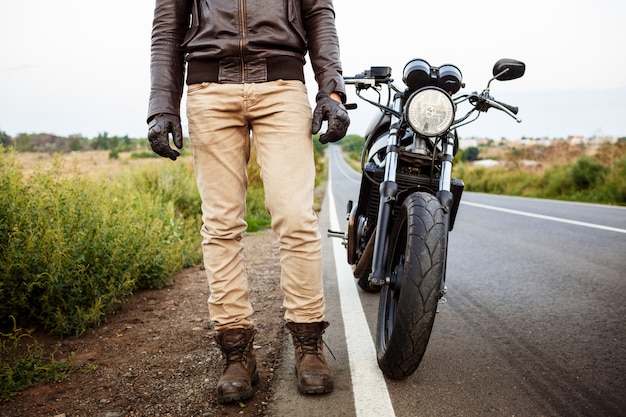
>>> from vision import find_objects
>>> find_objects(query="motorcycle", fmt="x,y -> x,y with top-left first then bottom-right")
328,58 -> 525,379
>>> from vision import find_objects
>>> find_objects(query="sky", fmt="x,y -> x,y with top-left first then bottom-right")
1,0 -> 625,140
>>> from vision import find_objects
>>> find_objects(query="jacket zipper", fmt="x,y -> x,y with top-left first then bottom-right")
239,0 -> 246,81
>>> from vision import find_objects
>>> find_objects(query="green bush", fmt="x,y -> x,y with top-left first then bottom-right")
540,163 -> 575,198
0,150 -> 201,336
597,154 -> 626,203
469,167 -> 538,196
313,137 -> 328,187
312,135 -> 327,158
124,161 -> 202,221
460,146 -> 480,162
340,135 -> 365,162
570,155 -> 609,191
243,144 -> 271,232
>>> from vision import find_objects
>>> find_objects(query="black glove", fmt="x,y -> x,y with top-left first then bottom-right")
147,113 -> 183,161
311,82 -> 350,144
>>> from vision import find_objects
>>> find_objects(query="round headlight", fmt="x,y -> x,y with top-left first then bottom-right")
405,88 -> 455,137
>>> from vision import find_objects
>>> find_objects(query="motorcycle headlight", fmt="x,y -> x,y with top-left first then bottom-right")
405,87 -> 455,137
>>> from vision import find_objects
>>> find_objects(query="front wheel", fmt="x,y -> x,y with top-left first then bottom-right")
376,192 -> 447,379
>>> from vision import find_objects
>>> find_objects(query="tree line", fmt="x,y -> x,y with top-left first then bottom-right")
0,130 -> 148,154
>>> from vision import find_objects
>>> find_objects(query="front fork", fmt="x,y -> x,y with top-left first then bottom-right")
369,94 -> 402,287
435,132 -> 456,297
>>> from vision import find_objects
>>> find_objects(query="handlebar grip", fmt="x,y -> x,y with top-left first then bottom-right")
495,99 -> 519,115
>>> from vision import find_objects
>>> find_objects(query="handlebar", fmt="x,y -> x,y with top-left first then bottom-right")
469,93 -> 522,122
343,69 -> 522,123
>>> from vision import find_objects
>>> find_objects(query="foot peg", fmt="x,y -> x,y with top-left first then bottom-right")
327,229 -> 348,247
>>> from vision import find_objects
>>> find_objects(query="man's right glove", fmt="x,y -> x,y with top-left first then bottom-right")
311,82 -> 350,144
147,113 -> 183,161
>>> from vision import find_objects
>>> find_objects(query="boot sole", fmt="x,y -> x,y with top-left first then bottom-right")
297,384 -> 334,395
217,369 -> 259,404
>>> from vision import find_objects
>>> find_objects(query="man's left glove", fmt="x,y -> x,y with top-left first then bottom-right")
148,113 -> 183,161
312,83 -> 350,144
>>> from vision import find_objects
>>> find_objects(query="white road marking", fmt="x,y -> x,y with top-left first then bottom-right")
462,201 -> 626,234
328,167 -> 396,417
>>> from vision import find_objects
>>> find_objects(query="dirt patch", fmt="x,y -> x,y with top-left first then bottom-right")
0,231 -> 285,417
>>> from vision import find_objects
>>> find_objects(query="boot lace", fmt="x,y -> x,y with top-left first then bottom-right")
222,343 -> 249,365
294,333 -> 336,360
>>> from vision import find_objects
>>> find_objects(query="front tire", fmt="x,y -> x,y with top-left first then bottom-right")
376,192 -> 447,379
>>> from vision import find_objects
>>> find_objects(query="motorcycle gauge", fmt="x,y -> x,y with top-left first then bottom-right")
405,87 -> 455,137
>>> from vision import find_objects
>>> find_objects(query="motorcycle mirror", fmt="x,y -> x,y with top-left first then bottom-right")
492,59 -> 526,81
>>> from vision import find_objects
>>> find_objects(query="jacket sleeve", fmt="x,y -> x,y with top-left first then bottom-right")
147,0 -> 192,121
301,0 -> 347,102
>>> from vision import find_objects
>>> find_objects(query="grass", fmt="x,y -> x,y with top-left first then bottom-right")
0,318 -> 71,402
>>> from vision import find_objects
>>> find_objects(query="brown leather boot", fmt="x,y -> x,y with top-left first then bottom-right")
286,321 -> 333,394
214,328 -> 258,404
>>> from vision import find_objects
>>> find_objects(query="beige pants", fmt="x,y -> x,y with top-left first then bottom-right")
186,80 -> 324,331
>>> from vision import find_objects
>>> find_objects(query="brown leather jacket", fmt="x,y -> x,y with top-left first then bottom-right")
148,0 -> 346,120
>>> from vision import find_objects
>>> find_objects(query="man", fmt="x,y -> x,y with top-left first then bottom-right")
147,0 -> 349,404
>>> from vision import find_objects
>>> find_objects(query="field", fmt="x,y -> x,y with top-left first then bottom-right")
13,150 -> 176,178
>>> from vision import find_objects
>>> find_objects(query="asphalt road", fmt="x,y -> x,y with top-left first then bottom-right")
268,145 -> 626,417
